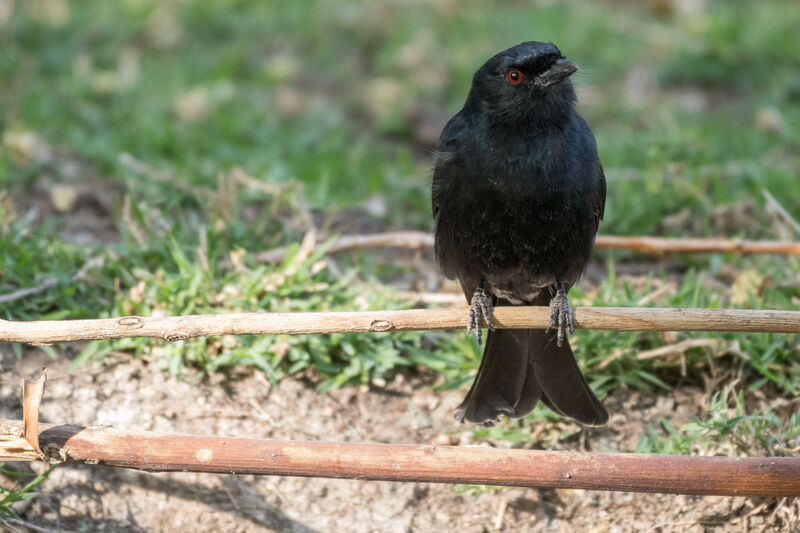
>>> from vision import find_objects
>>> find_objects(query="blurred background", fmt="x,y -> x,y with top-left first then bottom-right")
2,0 -> 800,531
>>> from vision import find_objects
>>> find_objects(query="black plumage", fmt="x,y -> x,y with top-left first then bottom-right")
432,41 -> 608,426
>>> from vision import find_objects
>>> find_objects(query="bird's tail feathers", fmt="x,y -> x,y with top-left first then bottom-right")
455,297 -> 607,426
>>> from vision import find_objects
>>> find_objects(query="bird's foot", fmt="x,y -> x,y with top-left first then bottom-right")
547,285 -> 574,347
467,287 -> 494,345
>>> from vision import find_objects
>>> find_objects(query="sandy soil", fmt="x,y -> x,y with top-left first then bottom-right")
1,345 -> 789,533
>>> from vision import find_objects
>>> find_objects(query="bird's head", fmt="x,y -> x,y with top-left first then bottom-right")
466,41 -> 578,125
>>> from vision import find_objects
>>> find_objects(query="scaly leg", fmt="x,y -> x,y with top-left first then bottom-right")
547,282 -> 574,347
467,285 -> 494,345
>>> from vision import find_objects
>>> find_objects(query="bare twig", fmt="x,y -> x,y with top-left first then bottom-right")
0,279 -> 59,305
0,256 -> 103,305
255,231 -> 434,263
636,281 -> 678,306
597,235 -> 799,256
254,231 -> 800,264
395,291 -> 464,305
763,189 -> 800,236
1,306 -> 799,346
72,256 -> 105,281
0,421 -> 797,497
493,493 -> 508,531
636,338 -> 722,360
0,517 -> 65,533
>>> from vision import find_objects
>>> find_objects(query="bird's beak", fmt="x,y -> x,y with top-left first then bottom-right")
534,58 -> 578,89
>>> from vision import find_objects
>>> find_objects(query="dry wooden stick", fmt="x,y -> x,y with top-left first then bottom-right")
636,338 -> 722,360
22,368 -> 47,454
395,291 -> 464,305
596,235 -> 800,256
763,189 -> 800,236
254,231 -> 435,263
0,421 -> 797,497
0,279 -> 59,306
0,420 -> 38,462
1,306 -> 799,345
0,256 -> 104,305
254,231 -> 800,263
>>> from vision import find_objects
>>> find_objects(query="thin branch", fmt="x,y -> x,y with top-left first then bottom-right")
596,235 -> 800,256
0,517 -> 64,533
254,231 -> 800,264
395,291 -> 464,305
254,231 -> 435,263
0,421 -> 797,497
0,256 -> 103,305
1,306 -> 799,345
636,338 -> 723,360
763,189 -> 800,236
0,279 -> 58,305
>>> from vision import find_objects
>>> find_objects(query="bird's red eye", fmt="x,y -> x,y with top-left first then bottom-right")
506,69 -> 523,85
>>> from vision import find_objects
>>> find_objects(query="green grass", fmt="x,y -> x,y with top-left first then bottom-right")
1,0 -> 800,476
636,389 -> 800,457
0,464 -> 57,520
2,0 -> 799,232
71,236 -> 427,389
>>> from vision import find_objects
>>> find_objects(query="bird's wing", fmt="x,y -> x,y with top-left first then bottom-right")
574,114 -> 606,230
432,111 -> 468,220
594,164 -> 606,229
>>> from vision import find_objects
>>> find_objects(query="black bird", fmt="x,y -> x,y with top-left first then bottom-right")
432,41 -> 608,426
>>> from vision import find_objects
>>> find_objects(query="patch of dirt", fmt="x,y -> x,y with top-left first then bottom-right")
3,135 -> 124,245
0,347 -> 789,532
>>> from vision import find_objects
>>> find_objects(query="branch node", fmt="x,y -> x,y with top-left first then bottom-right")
41,441 -> 69,464
163,332 -> 192,342
195,449 -> 214,463
118,316 -> 144,328
369,319 -> 394,332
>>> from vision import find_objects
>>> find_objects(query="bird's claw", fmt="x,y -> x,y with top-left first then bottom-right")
467,287 -> 494,345
547,287 -> 574,347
